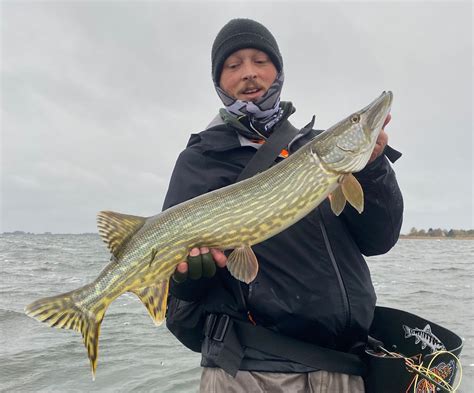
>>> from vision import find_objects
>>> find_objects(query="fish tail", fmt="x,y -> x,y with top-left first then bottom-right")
402,324 -> 412,338
25,286 -> 106,379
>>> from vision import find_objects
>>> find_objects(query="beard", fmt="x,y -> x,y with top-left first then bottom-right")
215,71 -> 285,132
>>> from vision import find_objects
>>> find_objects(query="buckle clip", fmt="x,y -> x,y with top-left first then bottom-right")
212,314 -> 230,342
203,314 -> 230,342
203,314 -> 217,337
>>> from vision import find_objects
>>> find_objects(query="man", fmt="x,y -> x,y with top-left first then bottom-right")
163,18 -> 403,393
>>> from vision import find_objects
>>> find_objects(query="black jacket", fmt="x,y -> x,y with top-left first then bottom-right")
163,111 -> 404,372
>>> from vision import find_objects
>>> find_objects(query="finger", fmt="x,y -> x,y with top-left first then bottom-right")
368,150 -> 378,163
201,247 -> 217,278
172,262 -> 189,283
177,261 -> 188,273
210,248 -> 227,268
189,247 -> 200,257
369,131 -> 388,163
376,130 -> 388,149
382,113 -> 392,129
369,145 -> 383,163
187,248 -> 203,280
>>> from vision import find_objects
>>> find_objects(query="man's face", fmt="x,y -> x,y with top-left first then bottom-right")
219,48 -> 278,102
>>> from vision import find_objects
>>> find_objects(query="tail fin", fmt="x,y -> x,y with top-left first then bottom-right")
25,288 -> 106,379
402,324 -> 412,338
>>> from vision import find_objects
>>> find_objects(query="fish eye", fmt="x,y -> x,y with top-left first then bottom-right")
350,114 -> 360,124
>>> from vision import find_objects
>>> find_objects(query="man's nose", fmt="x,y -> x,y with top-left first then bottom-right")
241,62 -> 257,80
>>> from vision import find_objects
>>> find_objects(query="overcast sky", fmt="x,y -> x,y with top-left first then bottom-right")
1,1 -> 472,234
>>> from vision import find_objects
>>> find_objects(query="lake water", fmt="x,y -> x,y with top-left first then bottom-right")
0,235 -> 472,392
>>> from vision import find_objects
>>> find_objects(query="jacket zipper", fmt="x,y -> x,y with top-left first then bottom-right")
318,213 -> 351,331
233,279 -> 257,325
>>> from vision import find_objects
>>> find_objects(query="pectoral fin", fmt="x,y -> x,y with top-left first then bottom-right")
227,245 -> 259,284
129,280 -> 169,325
341,174 -> 364,214
329,186 -> 346,216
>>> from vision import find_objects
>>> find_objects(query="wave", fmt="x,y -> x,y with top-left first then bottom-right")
0,308 -> 27,320
427,267 -> 468,273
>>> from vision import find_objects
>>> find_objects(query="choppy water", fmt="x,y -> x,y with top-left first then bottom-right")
0,235 -> 472,392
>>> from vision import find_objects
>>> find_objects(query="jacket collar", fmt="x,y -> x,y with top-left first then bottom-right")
191,101 -> 317,154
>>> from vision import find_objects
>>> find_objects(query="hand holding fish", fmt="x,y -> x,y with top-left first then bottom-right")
368,114 -> 391,163
173,247 -> 227,282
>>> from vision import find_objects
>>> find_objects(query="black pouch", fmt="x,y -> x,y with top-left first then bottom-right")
166,295 -> 206,353
364,306 -> 463,393
166,276 -> 243,353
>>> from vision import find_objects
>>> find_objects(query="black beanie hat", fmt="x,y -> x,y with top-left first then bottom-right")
211,18 -> 283,84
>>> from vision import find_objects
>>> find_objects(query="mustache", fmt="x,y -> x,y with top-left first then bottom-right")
238,82 -> 263,94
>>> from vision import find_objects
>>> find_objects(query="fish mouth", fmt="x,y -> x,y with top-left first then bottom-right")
345,91 -> 393,171
363,91 -> 393,134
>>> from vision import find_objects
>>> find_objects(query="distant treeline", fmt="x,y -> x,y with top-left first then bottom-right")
3,229 -> 474,238
403,227 -> 474,238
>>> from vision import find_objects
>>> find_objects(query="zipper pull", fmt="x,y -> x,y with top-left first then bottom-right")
247,311 -> 256,326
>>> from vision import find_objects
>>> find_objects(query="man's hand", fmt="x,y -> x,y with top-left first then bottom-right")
368,114 -> 391,163
172,247 -> 227,283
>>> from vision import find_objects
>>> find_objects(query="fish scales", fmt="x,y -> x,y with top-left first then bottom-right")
39,151 -> 323,320
25,91 -> 393,377
155,149 -> 333,252
78,147 -> 340,337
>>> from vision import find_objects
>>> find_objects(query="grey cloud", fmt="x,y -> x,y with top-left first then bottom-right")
2,1 -> 472,233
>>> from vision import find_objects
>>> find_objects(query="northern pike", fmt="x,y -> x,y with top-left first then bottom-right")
403,324 -> 446,353
25,91 -> 393,377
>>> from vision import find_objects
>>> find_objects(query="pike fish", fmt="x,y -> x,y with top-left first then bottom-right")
25,91 -> 393,377
403,324 -> 446,353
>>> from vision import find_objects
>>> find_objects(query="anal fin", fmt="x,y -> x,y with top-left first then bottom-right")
129,280 -> 169,325
227,245 -> 259,284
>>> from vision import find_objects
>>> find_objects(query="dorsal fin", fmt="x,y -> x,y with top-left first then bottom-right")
97,211 -> 147,257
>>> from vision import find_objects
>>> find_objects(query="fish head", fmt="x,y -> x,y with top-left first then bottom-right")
312,91 -> 393,173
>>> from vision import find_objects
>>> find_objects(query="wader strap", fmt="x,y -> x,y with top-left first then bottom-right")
204,314 -> 367,377
233,319 -> 367,376
236,118 -> 309,182
233,117 -> 313,321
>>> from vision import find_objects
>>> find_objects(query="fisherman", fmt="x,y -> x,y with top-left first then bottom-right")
163,18 -> 403,392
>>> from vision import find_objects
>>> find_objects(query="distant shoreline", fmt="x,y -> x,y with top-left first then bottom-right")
2,232 -> 473,240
